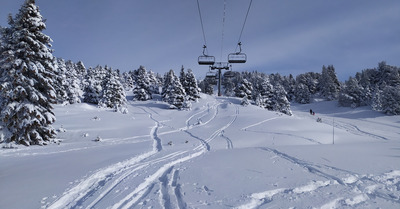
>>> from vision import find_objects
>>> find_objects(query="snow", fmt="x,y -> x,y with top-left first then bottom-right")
1,94 -> 400,209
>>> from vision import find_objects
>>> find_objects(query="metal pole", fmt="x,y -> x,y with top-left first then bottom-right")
218,68 -> 222,96
332,117 -> 335,145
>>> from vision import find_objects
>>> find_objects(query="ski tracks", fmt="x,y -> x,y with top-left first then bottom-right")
322,118 -> 389,141
193,104 -> 238,151
237,147 -> 400,208
46,100 -> 242,209
139,107 -> 163,151
221,105 -> 239,149
158,167 -> 187,209
111,151 -> 203,209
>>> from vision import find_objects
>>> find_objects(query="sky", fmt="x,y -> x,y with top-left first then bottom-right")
1,0 -> 399,81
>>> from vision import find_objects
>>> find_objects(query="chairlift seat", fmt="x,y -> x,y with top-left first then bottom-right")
224,71 -> 235,78
198,55 -> 215,65
206,72 -> 216,78
228,53 -> 247,63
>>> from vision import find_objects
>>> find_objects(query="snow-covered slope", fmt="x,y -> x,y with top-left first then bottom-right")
1,94 -> 399,209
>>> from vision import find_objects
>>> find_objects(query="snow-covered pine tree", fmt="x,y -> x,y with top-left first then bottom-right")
65,60 -> 83,104
132,66 -> 152,101
162,70 -> 190,109
183,69 -> 201,101
234,78 -> 253,100
377,61 -> 400,88
179,66 -> 187,88
83,65 -> 106,104
381,85 -> 400,115
296,72 -> 320,96
75,61 -> 87,78
257,78 -> 274,110
320,65 -> 341,100
75,60 -> 86,90
282,74 -> 296,101
148,70 -> 162,94
338,77 -> 365,108
0,0 -> 57,145
272,84 -> 292,115
121,71 -> 134,91
371,84 -> 383,112
294,83 -> 311,104
53,58 -> 69,104
98,70 -> 127,112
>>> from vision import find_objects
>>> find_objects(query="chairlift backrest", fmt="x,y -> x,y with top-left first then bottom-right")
198,55 -> 215,65
228,53 -> 247,63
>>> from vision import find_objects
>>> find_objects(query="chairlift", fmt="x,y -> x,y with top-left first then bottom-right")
224,71 -> 235,78
198,45 -> 215,65
228,42 -> 247,64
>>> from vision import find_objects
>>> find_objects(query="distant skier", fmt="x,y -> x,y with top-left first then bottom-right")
310,109 -> 313,115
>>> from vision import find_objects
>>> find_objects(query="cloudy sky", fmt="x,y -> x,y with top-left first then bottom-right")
1,0 -> 399,80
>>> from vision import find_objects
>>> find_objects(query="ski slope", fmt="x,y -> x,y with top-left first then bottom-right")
1,94 -> 399,209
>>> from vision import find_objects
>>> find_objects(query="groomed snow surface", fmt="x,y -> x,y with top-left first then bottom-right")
1,94 -> 400,209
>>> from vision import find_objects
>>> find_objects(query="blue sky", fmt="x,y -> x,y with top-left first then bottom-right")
1,0 -> 399,81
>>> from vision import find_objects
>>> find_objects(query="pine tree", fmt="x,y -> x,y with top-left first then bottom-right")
148,70 -> 162,94
65,60 -> 83,104
75,60 -> 86,90
132,66 -> 152,101
257,79 -> 274,110
184,69 -> 201,101
98,70 -> 127,112
381,85 -> 400,115
273,84 -> 292,115
338,77 -> 364,108
320,65 -> 341,100
282,74 -> 296,101
162,70 -> 190,109
83,66 -> 106,104
54,58 -> 69,104
371,85 -> 383,112
0,0 -> 57,145
294,83 -> 311,104
234,79 -> 253,100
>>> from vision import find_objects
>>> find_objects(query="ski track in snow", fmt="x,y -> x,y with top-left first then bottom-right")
220,105 -> 239,149
45,100 -> 244,209
237,147 -> 400,208
322,117 -> 389,141
241,116 -> 322,145
240,117 -> 279,131
138,107 -> 163,152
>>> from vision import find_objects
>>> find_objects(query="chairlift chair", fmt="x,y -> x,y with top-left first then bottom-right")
198,45 -> 215,65
224,71 -> 235,78
228,42 -> 247,64
198,55 -> 215,65
206,72 -> 216,78
228,53 -> 247,63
